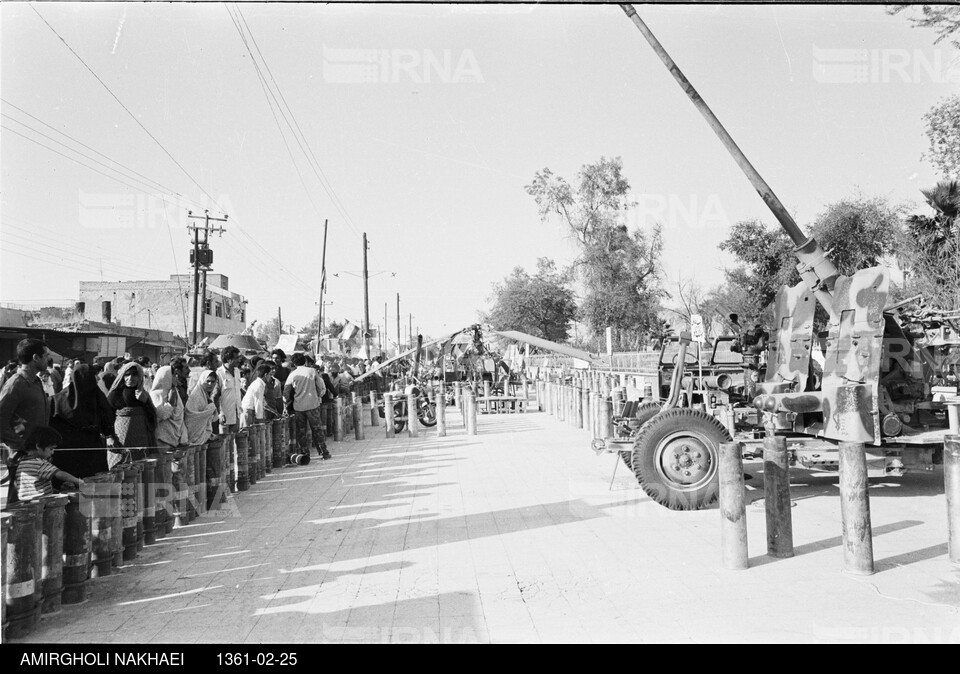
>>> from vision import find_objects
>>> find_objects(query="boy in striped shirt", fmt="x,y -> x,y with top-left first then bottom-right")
10,426 -> 83,502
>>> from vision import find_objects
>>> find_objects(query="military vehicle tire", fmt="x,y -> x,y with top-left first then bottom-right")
620,402 -> 664,472
631,408 -> 731,510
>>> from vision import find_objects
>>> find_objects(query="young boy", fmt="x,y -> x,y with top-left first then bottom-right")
9,426 -> 83,501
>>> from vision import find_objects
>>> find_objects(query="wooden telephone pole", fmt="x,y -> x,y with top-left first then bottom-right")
187,210 -> 227,346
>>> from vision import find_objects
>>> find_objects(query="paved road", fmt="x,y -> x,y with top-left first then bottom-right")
10,404 -> 960,644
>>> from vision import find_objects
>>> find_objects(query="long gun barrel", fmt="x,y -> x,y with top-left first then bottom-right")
621,4 -> 839,317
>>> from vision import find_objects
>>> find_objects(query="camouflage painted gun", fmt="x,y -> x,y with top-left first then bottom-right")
598,6 -> 959,510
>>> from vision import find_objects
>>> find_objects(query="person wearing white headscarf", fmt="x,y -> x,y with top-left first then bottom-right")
106,361 -> 156,466
150,366 -> 189,449
185,369 -> 218,446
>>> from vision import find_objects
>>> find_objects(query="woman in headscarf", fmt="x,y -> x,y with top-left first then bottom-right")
184,369 -> 218,446
50,363 -> 118,478
149,365 -> 189,450
107,361 -> 156,466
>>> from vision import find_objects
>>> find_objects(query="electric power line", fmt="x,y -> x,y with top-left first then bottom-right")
30,5 -> 226,216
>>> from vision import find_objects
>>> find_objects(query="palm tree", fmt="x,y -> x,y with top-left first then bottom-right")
902,180 -> 960,310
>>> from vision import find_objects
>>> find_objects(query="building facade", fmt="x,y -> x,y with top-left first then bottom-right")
78,274 -> 247,341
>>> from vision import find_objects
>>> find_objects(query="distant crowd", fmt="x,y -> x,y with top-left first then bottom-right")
0,337 -> 387,504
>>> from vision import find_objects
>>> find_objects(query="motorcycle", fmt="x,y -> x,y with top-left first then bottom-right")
377,381 -> 437,433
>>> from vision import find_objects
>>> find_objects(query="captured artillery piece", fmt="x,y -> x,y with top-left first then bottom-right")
593,6 -> 960,510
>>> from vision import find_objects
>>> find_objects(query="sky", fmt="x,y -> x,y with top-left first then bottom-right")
1,2 -> 957,345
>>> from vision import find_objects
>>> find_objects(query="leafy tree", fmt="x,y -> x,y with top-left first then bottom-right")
717,219 -> 798,326
717,195 -> 904,327
300,313 -> 344,338
484,258 -> 577,342
888,5 -> 960,49
254,317 -> 281,348
808,196 -> 906,275
921,95 -> 960,179
900,180 -> 960,310
525,156 -> 665,349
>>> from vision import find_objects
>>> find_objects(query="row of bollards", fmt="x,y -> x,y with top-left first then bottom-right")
719,434 -> 960,573
530,371 -> 959,576
0,414 -> 313,640
536,376 -> 616,442
380,383 -> 478,439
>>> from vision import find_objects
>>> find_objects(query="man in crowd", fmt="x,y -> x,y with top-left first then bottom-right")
241,362 -> 272,428
217,346 -> 244,434
271,349 -> 291,388
0,338 -> 54,452
283,353 -> 329,460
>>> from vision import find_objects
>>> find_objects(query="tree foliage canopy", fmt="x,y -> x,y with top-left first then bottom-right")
922,94 -> 960,179
525,156 -> 664,348
901,180 -> 960,310
484,258 -> 577,342
716,196 -> 905,326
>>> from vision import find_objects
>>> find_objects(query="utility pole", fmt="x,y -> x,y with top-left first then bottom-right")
277,306 -> 283,343
187,209 -> 227,346
319,219 -> 329,339
362,232 -> 371,359
408,313 -> 412,349
396,293 -> 401,352
384,302 -> 388,354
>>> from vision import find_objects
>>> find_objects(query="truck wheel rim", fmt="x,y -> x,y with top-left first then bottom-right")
654,430 -> 717,491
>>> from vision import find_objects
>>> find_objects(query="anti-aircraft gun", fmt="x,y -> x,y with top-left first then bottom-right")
600,6 -> 959,510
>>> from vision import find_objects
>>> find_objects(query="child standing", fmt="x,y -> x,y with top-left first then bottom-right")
8,426 -> 83,502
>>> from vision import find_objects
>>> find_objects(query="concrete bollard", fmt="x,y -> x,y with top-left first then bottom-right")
119,463 -> 141,561
196,443 -> 209,512
354,399 -> 364,440
152,453 -> 169,538
141,458 -> 158,544
84,474 -> 114,577
260,421 -> 276,472
334,398 -> 345,442
257,424 -> 273,480
437,386 -> 447,437
235,431 -> 250,492
247,430 -> 260,486
535,380 -> 542,411
271,420 -> 284,469
39,493 -> 68,614
454,382 -> 461,410
223,433 -> 236,494
466,392 -> 478,436
61,491 -> 89,605
407,392 -> 419,438
206,436 -> 226,510
384,393 -> 396,438
3,502 -> 42,639
598,396 -> 612,440
839,441 -> 875,575
483,380 -> 492,400
132,461 -> 146,550
171,451 -> 189,527
763,435 -> 794,559
369,391 -> 379,427
946,435 -> 960,566
719,442 -> 749,570
948,403 -> 960,435
1,511 -> 7,631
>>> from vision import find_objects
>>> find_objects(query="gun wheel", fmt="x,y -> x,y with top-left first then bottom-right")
631,408 -> 731,510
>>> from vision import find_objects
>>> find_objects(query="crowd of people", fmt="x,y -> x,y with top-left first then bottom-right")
1,337 -> 387,504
